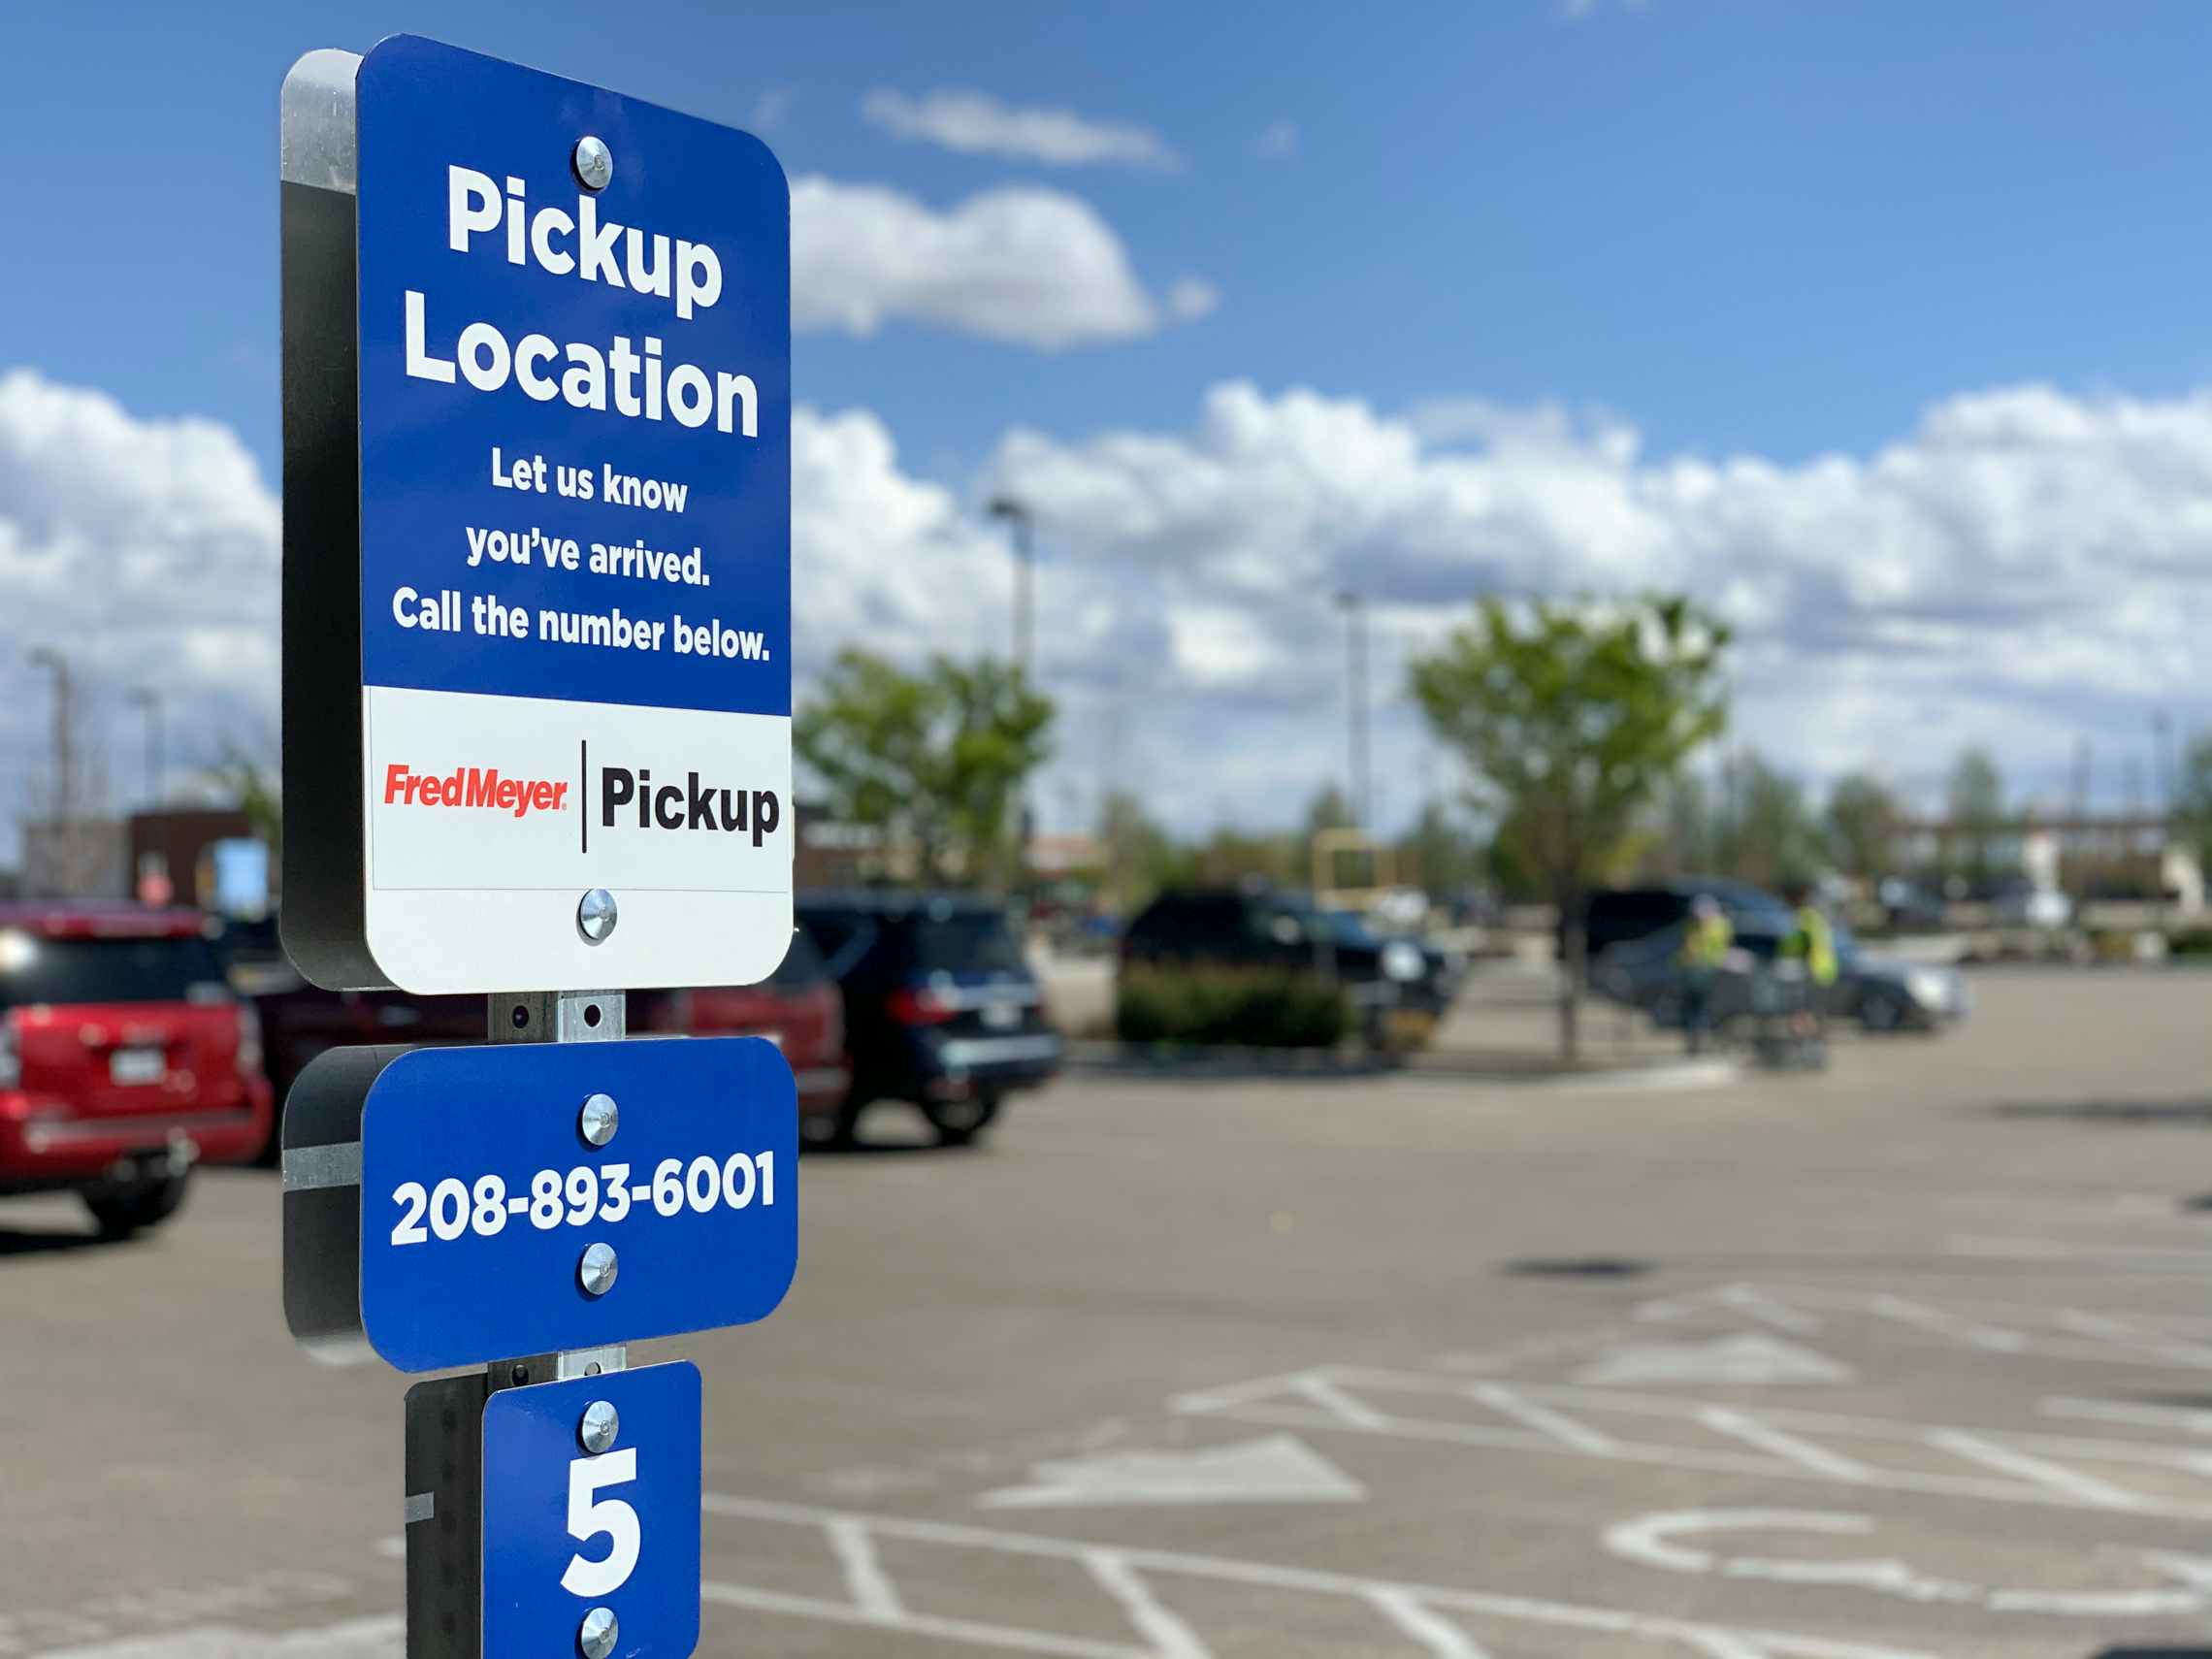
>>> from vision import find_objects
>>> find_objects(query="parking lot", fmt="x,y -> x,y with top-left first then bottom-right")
4,966 -> 2210,1657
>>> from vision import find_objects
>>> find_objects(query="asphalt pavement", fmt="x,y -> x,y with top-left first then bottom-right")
5,967 -> 2212,1657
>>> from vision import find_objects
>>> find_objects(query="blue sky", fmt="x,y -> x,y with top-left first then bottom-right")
5,0 -> 2212,833
13,0 -> 2212,480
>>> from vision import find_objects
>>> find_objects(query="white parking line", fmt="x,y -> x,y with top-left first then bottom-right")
1287,1374 -> 1391,1431
703,1581 -> 1147,1658
826,1515 -> 904,1621
1865,1294 -> 2026,1353
1363,1586 -> 1494,1657
1916,1430 -> 2143,1511
1176,1364 -> 2212,1517
1634,1282 -> 2212,1369
1086,1550 -> 1210,1659
2043,1395 -> 2212,1435
702,1493 -> 1947,1659
1464,1382 -> 1616,1454
1697,1409 -> 1871,1481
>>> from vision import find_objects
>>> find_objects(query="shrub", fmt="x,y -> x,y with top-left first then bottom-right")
1115,965 -> 1350,1049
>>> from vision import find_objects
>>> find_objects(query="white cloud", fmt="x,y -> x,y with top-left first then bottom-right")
749,87 -> 797,133
980,380 -> 2212,822
862,89 -> 1179,171
792,404 -> 1012,666
793,176 -> 1202,348
11,364 -> 2209,855
1167,277 -> 1220,321
0,369 -> 279,829
1252,120 -> 1298,161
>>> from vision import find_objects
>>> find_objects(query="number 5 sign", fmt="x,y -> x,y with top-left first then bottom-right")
483,1363 -> 700,1657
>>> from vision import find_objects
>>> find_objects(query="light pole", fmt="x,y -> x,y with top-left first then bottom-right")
987,497 -> 1035,689
28,647 -> 73,825
1334,591 -> 1369,831
987,496 -> 1037,891
127,686 -> 164,808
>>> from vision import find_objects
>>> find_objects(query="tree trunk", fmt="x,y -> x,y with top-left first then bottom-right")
1557,886 -> 1585,1062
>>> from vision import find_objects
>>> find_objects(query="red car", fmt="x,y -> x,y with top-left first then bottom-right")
246,927 -> 848,1151
0,904 -> 273,1236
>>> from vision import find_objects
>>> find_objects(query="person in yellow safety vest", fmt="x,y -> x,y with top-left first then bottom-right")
1677,894 -> 1733,1054
1781,883 -> 1840,1030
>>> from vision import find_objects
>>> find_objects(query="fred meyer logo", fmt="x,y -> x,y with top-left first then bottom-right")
381,762 -> 781,847
384,764 -> 567,818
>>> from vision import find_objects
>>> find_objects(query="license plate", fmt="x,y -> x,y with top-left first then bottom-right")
110,1048 -> 166,1086
981,1001 -> 1022,1030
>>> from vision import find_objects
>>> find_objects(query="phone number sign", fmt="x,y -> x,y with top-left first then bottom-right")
358,1036 -> 797,1372
483,1362 -> 700,1659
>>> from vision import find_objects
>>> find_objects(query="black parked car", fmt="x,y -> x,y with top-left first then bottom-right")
796,892 -> 1060,1146
1120,886 -> 1447,1046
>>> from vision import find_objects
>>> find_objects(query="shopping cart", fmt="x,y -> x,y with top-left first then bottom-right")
1741,959 -> 1828,1070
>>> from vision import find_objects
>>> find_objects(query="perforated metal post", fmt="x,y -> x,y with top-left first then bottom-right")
402,992 -> 630,1659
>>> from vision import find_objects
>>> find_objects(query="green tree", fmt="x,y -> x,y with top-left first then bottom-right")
1410,595 -> 1730,1057
206,742 -> 283,862
1096,789 -> 1180,914
795,650 -> 1053,888
1711,748 -> 1819,891
1825,771 -> 1901,885
1652,772 -> 1716,877
2174,732 -> 2212,880
1400,799 -> 1481,895
1946,746 -> 2008,894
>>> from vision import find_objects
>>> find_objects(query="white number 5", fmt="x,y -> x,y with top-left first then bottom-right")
561,1448 -> 641,1598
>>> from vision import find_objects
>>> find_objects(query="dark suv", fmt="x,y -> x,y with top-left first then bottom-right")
796,893 -> 1060,1146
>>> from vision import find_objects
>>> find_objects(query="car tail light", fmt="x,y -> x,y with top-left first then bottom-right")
886,985 -> 958,1025
236,1002 -> 264,1076
0,1015 -> 16,1090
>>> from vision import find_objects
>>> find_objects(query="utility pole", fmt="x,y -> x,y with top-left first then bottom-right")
987,496 -> 1037,893
127,686 -> 164,808
28,647 -> 74,825
1334,590 -> 1369,831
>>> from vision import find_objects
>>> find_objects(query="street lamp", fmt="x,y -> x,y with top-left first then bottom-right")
27,647 -> 73,824
1334,591 -> 1369,831
127,686 -> 164,808
986,496 -> 1035,687
988,497 -> 1039,891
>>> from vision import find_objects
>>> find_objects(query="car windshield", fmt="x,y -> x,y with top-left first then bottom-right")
0,931 -> 230,1009
910,909 -> 1025,973
1321,910 -> 1378,945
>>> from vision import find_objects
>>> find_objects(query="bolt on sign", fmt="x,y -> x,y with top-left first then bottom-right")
281,32 -> 792,995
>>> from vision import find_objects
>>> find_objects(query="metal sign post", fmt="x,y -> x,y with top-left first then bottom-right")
278,36 -> 795,1659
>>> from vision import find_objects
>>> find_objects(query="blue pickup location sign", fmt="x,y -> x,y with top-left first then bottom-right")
351,35 -> 792,993
358,1037 -> 797,1372
483,1362 -> 700,1659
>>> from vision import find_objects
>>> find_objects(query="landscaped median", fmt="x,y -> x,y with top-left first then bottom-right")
1070,961 -> 1739,1087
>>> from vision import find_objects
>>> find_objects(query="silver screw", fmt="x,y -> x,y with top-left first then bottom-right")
578,1606 -> 619,1659
577,889 -> 618,944
578,1242 -> 619,1298
579,1092 -> 619,1147
572,136 -> 613,191
578,1399 -> 620,1455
